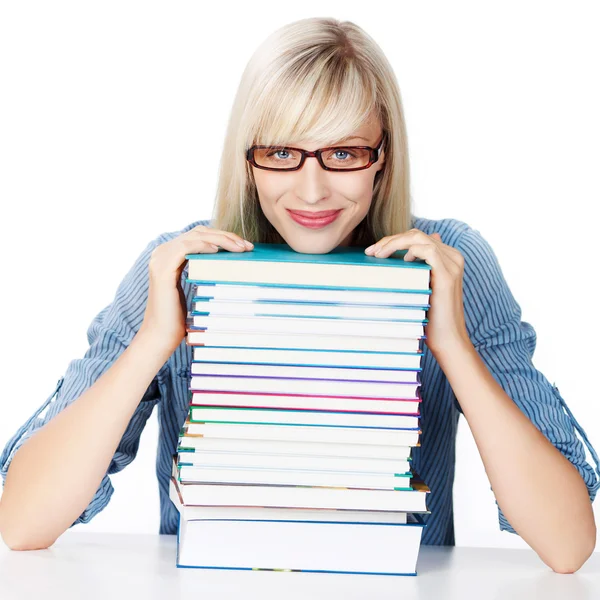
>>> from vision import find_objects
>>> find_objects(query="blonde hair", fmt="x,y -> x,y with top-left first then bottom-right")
210,17 -> 413,247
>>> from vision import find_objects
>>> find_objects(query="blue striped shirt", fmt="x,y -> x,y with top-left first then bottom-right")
2,215 -> 599,545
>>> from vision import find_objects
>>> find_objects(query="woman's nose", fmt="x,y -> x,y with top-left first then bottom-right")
294,155 -> 329,201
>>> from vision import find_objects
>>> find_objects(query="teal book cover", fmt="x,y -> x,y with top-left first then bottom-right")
185,243 -> 432,292
185,242 -> 431,270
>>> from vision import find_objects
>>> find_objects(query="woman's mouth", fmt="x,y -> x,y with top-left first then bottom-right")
286,209 -> 342,229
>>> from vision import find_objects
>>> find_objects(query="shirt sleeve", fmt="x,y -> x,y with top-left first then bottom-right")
0,235 -> 168,527
451,226 -> 600,535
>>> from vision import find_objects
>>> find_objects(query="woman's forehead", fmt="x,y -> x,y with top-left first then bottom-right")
257,122 -> 382,148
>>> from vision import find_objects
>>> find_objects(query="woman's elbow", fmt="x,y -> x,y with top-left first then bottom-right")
0,508 -> 57,551
547,532 -> 596,574
1,529 -> 57,551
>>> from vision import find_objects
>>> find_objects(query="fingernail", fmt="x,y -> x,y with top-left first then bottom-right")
365,245 -> 375,253
236,241 -> 246,247
245,240 -> 254,248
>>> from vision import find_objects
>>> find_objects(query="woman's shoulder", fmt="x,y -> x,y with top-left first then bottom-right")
411,214 -> 472,248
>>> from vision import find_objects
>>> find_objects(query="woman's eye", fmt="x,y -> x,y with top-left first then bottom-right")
267,149 -> 291,159
329,149 -> 357,161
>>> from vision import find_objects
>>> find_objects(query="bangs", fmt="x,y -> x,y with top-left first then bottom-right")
248,51 -> 380,148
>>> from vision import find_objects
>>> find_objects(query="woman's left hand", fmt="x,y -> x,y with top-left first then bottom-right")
364,229 -> 471,358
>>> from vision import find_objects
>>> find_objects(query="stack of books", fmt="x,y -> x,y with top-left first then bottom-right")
170,242 -> 432,576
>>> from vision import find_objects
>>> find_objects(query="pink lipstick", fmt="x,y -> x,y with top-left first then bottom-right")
287,209 -> 342,229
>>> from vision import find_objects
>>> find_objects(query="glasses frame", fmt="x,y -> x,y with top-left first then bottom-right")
246,134 -> 386,172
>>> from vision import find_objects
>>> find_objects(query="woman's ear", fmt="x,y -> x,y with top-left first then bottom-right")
374,164 -> 385,187
376,147 -> 385,171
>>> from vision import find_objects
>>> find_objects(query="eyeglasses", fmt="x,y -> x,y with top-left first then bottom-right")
246,134 -> 385,172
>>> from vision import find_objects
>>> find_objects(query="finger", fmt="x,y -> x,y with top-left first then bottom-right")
184,234 -> 247,253
375,238 -> 437,260
383,231 -> 461,269
403,243 -> 436,262
428,232 -> 465,267
187,231 -> 253,252
368,230 -> 427,257
192,225 -> 253,249
400,243 -> 449,275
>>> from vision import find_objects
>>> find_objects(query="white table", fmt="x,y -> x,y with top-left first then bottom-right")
1,532 -> 599,600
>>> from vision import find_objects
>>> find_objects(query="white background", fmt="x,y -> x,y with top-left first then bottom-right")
0,1 -> 599,551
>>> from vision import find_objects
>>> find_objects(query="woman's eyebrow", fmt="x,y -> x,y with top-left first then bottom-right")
274,135 -> 369,147
337,135 -> 369,143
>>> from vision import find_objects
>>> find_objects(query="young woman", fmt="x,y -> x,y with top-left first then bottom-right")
1,17 -> 598,573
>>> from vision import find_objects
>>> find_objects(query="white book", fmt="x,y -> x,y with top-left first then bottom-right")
192,345 -> 423,370
189,361 -> 420,384
189,375 -> 420,400
170,476 -> 410,523
176,517 -> 426,575
192,282 -> 430,306
177,464 -> 412,489
189,391 -> 420,414
193,299 -> 427,321
182,422 -> 421,446
189,406 -> 419,429
177,449 -> 412,474
172,454 -> 429,512
186,330 -> 422,353
173,475 -> 429,512
177,436 -> 415,460
190,314 -> 425,339
170,477 -> 427,575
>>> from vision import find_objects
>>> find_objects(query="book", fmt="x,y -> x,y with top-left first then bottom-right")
185,243 -> 431,291
189,361 -> 421,384
192,282 -> 430,306
178,436 -> 416,460
189,390 -> 421,414
170,475 -> 411,522
177,464 -> 413,489
187,406 -> 420,429
172,456 -> 430,512
186,330 -> 423,353
188,313 -> 426,338
170,475 -> 427,575
181,421 -> 422,446
192,298 -> 427,320
188,375 -> 421,399
191,345 -> 423,369
177,448 -> 412,473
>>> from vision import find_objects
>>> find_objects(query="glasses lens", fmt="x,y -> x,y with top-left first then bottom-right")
252,146 -> 371,170
253,147 -> 302,170
321,147 -> 371,170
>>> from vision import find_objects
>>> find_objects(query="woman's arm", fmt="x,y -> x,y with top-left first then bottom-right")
366,224 -> 598,573
0,220 -> 252,551
436,338 -> 596,574
0,234 -> 169,550
441,226 -> 598,574
0,327 -> 172,551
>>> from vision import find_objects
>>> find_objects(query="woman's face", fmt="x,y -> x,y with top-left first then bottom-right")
251,117 -> 386,254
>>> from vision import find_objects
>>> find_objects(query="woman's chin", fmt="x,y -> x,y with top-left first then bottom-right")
280,233 -> 345,255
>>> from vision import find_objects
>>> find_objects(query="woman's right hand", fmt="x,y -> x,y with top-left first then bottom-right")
139,224 -> 254,353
